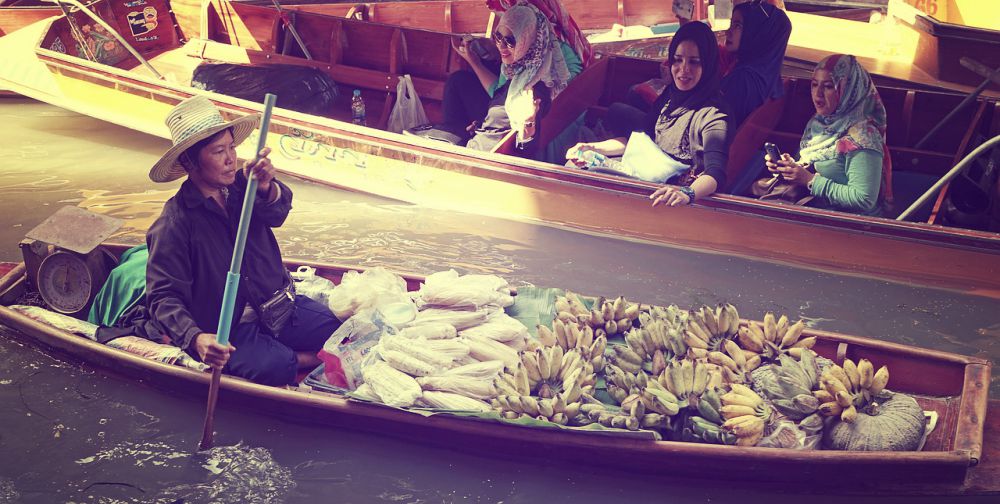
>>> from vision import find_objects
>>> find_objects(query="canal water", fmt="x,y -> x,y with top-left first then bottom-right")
0,98 -> 996,503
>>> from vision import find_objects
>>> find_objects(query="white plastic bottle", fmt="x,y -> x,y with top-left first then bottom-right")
351,89 -> 366,126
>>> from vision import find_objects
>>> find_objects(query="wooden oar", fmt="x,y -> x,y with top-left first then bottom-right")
199,93 -> 278,451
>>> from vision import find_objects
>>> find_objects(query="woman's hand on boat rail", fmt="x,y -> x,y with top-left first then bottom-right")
193,332 -> 236,369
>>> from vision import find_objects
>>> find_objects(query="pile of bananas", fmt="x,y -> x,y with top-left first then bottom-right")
609,305 -> 688,376
682,388 -> 738,445
537,320 -> 607,372
737,312 -> 816,362
553,292 -> 640,338
708,339 -> 763,385
816,358 -> 888,423
577,379 -> 676,431
719,384 -> 774,446
492,346 -> 595,425
683,304 -> 740,359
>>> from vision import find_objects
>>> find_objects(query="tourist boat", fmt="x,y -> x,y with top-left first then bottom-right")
0,0 -> 61,37
0,0 -> 999,298
0,247 -> 995,494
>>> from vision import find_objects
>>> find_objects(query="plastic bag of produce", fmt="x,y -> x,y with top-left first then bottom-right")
9,305 -> 98,340
319,304 -> 410,389
327,267 -> 413,321
290,265 -> 337,308
440,360 -> 505,381
458,312 -> 528,346
756,415 -> 821,450
415,375 -> 496,400
380,334 -> 468,368
416,269 -> 514,309
361,360 -> 423,408
106,336 -> 210,372
418,390 -> 492,412
409,307 -> 492,331
397,322 -> 457,340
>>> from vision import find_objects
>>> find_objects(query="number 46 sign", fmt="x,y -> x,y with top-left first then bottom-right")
903,0 -> 946,19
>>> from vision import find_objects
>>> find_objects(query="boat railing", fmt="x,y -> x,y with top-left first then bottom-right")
897,133 -> 1000,221
42,0 -> 163,80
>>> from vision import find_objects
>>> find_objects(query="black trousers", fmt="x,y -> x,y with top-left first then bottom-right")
441,70 -> 491,136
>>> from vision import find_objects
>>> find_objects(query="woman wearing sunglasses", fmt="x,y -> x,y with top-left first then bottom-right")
441,2 -> 577,154
567,22 -> 731,207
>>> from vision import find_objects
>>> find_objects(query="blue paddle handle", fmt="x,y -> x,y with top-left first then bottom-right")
215,93 -> 277,346
214,272 -> 242,346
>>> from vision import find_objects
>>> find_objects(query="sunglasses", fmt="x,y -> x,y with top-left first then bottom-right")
492,31 -> 516,49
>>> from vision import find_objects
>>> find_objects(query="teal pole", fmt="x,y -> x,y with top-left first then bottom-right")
200,93 -> 278,450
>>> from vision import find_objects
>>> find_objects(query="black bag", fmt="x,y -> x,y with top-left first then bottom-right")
192,63 -> 338,116
403,123 -> 468,145
251,272 -> 296,336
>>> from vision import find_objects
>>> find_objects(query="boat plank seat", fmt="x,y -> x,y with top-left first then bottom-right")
492,57 -> 610,157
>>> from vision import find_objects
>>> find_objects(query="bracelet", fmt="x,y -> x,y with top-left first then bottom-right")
678,185 -> 696,204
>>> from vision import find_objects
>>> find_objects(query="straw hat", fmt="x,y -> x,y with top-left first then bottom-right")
149,95 -> 260,183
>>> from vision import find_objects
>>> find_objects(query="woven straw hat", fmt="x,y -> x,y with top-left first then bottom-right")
148,95 -> 260,183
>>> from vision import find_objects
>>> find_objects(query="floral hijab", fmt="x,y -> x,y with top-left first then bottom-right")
497,3 -> 571,133
487,0 -> 592,66
799,54 -> 887,165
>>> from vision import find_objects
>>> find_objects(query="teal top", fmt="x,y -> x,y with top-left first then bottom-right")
487,41 -> 583,98
809,148 -> 883,216
87,244 -> 148,327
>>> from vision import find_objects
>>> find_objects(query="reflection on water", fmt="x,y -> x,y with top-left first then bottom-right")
1,99 -> 999,503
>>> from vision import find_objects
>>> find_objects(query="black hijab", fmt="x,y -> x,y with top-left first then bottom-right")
730,0 -> 791,100
653,21 -> 723,164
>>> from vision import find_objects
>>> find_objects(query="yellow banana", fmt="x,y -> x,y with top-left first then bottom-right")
775,315 -> 789,343
843,359 -> 861,392
840,404 -> 858,423
537,348 -> 551,381
791,336 -> 816,349
724,340 -> 746,369
763,312 -> 777,342
721,391 -> 759,409
549,345 -> 564,380
709,351 -> 740,373
553,320 -> 568,349
871,366 -> 889,395
721,404 -> 757,419
835,390 -> 852,408
828,365 -> 852,392
738,326 -> 764,353
522,353 -> 542,383
818,401 -> 842,417
858,358 -> 874,389
780,320 -> 805,348
728,383 -> 761,403
537,324 -> 556,347
692,361 -> 710,393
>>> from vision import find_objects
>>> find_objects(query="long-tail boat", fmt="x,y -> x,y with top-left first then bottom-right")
0,246 -> 995,495
0,0 -> 999,298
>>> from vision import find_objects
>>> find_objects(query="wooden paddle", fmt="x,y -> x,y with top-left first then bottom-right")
199,93 -> 278,451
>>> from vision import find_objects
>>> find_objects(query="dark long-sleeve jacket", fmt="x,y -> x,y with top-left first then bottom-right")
145,172 -> 292,350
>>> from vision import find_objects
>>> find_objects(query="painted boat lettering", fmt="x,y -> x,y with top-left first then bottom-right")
277,129 -> 367,169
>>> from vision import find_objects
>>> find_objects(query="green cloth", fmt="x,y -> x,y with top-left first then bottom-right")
810,148 -> 883,216
87,245 -> 148,327
487,41 -> 583,98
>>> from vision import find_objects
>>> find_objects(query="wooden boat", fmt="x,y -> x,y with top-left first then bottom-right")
1,0 -> 1000,298
0,246 -> 995,494
0,0 -> 61,37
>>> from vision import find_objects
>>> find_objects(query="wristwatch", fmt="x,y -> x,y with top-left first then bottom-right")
678,185 -> 696,204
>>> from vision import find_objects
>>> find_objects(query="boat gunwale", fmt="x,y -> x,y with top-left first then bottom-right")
31,39 -> 1000,257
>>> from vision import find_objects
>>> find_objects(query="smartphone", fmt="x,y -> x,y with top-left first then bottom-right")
764,142 -> 782,162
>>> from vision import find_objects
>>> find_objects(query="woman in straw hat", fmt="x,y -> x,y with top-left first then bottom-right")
138,95 -> 340,386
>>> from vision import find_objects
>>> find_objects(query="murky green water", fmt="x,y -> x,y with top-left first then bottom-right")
0,97 -> 997,503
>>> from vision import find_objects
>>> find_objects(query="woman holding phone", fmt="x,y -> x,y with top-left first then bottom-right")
765,54 -> 888,216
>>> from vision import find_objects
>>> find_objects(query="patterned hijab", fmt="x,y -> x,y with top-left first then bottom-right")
497,3 -> 571,133
799,54 -> 887,165
653,21 -> 722,165
487,0 -> 592,66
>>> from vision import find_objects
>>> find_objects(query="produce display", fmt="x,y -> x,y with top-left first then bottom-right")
335,271 -> 929,452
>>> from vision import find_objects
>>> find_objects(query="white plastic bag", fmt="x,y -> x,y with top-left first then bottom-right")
416,269 -> 513,309
326,267 -> 413,321
290,265 -> 337,307
387,74 -> 429,133
621,131 -> 691,183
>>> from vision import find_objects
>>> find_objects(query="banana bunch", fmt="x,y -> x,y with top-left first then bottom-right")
758,351 -> 823,421
737,312 -> 816,362
681,388 -> 738,445
720,383 -> 773,447
538,320 -> 607,372
604,362 -> 648,404
815,358 -> 889,424
492,346 -> 596,424
708,339 -> 763,385
608,325 -> 685,378
683,304 -> 740,359
554,292 -> 640,338
657,359 -> 721,411
604,362 -> 684,422
574,399 -> 672,431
